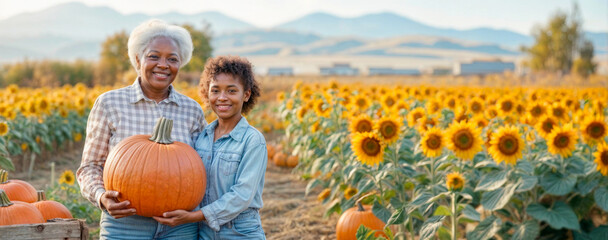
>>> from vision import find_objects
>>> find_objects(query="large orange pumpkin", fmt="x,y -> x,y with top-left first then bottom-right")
32,191 -> 72,221
0,169 -> 37,203
0,189 -> 45,226
103,117 -> 206,217
336,202 -> 387,240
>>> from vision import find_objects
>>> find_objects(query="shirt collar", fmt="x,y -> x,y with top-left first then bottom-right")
130,77 -> 182,106
205,117 -> 249,142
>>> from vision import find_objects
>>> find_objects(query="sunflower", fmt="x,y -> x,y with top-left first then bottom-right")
496,97 -> 516,116
444,96 -> 459,110
59,170 -> 75,185
375,116 -> 402,144
444,121 -> 483,160
417,116 -> 438,133
453,107 -> 469,123
73,133 -> 83,142
317,188 -> 331,201
485,105 -> 499,120
349,114 -> 374,134
549,102 -> 569,122
580,115 -> 607,145
527,102 -> 547,122
594,143 -> 608,176
0,122 -> 8,136
296,106 -> 309,121
276,91 -> 286,102
313,99 -> 331,118
421,127 -> 444,157
351,132 -> 384,166
515,103 -> 526,116
471,115 -> 489,129
546,124 -> 578,158
426,99 -> 442,114
407,107 -> 426,127
446,172 -> 465,191
286,99 -> 294,110
380,93 -> 398,110
488,126 -> 524,165
535,115 -> 558,138
351,95 -> 370,112
344,187 -> 358,199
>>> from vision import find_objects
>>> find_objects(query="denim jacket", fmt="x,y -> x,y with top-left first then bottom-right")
196,117 -> 267,232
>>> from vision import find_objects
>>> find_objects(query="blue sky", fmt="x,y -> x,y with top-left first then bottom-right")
0,0 -> 606,34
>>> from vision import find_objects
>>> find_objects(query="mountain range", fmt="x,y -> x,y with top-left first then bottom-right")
0,2 -> 605,64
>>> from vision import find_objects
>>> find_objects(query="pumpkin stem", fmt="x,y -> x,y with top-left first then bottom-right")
37,190 -> 46,201
0,189 -> 13,207
0,169 -> 8,184
356,201 -> 365,212
149,117 -> 174,144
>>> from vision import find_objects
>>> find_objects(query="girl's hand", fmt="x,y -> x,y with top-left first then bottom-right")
153,210 -> 204,227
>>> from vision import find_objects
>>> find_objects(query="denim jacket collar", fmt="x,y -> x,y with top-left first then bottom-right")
130,77 -> 181,106
204,117 -> 249,142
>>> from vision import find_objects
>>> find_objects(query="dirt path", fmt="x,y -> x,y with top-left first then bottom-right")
10,146 -> 339,239
261,163 -> 339,240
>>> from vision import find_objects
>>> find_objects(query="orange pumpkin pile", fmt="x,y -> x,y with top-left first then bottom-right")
0,169 -> 73,226
267,143 -> 299,168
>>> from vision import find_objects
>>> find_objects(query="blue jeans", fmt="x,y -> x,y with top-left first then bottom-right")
199,208 -> 266,239
100,211 -> 198,240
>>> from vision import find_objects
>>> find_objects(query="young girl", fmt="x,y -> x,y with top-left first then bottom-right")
154,56 -> 267,239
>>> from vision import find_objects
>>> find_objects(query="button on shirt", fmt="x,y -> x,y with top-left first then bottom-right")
76,78 -> 206,208
196,117 -> 267,232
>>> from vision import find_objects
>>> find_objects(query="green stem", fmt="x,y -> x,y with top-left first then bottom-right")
451,192 -> 458,240
149,117 -> 174,144
0,189 -> 13,207
0,169 -> 7,184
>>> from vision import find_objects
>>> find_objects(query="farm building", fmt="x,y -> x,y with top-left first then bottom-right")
267,67 -> 294,76
368,67 -> 420,76
320,63 -> 359,76
453,59 -> 515,75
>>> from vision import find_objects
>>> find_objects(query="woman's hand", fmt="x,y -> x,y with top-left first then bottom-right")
100,191 -> 136,219
153,210 -> 204,227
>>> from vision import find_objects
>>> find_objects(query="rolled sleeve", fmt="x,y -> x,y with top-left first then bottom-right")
201,141 -> 267,231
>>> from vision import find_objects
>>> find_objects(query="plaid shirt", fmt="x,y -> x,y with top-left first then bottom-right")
76,79 -> 206,208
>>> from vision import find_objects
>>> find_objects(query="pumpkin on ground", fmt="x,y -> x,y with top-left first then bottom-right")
273,152 -> 287,167
286,155 -> 298,168
103,117 -> 206,217
0,169 -> 37,203
267,144 -> 276,162
336,202 -> 387,240
0,189 -> 45,226
32,191 -> 72,221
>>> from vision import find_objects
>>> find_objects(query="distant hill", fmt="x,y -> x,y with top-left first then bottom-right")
0,2 -> 605,63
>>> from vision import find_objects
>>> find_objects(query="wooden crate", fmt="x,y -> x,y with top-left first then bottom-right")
0,218 -> 88,240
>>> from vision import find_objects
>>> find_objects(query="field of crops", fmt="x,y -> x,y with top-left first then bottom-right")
274,77 -> 608,239
1,74 -> 608,239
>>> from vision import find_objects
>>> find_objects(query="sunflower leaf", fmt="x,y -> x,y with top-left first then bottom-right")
594,187 -> 608,212
419,216 -> 445,240
467,215 -> 501,240
0,155 -> 15,171
407,192 -> 433,214
461,204 -> 481,222
475,169 -> 509,191
481,183 -> 517,211
515,174 -> 538,193
433,205 -> 451,216
372,200 -> 391,224
386,206 -> 407,226
511,220 -> 540,240
526,201 -> 580,231
575,177 -> 599,196
540,172 -> 577,196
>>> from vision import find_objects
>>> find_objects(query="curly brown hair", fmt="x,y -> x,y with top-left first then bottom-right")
199,56 -> 260,115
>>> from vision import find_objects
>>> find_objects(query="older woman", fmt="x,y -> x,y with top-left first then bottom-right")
76,19 -> 206,239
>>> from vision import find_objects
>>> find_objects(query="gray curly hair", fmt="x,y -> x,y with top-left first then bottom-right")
127,19 -> 193,74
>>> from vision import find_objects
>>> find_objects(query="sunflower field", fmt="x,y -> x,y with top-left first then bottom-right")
277,78 -> 608,239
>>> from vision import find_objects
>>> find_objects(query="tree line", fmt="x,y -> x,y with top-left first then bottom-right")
0,23 -> 212,88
